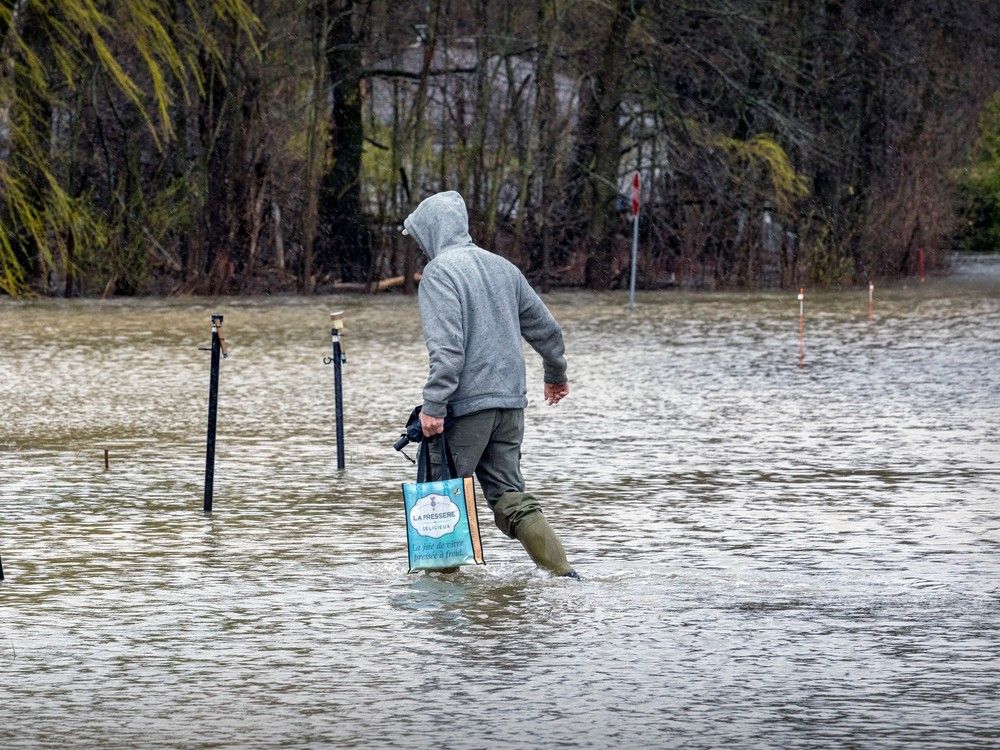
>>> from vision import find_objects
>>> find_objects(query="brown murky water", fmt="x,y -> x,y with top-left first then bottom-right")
2,255 -> 999,748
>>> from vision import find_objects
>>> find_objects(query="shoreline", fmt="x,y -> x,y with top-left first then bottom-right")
2,252 -> 996,304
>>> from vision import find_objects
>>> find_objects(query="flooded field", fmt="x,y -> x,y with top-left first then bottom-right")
2,256 -> 998,748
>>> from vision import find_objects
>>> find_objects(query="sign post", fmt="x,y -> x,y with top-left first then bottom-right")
628,171 -> 640,311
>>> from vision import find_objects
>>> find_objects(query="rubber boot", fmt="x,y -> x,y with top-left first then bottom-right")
514,512 -> 577,577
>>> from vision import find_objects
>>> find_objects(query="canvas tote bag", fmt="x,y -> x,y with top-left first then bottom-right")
401,436 -> 485,572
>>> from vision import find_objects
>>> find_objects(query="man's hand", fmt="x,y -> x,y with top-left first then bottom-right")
544,382 -> 569,405
420,411 -> 445,437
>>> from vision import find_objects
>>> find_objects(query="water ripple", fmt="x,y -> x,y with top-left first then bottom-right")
1,263 -> 999,748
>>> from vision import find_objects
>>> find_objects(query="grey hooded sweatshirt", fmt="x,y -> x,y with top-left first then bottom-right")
404,191 -> 567,419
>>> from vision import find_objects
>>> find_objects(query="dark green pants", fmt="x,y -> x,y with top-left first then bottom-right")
429,408 -> 541,538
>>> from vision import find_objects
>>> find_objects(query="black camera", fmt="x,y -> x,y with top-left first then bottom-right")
393,405 -> 453,452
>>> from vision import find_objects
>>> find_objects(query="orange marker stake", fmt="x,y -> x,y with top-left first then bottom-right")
797,288 -> 805,368
918,247 -> 926,284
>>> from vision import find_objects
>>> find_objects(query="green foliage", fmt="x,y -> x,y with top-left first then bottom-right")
0,0 -> 259,296
801,224 -> 855,286
959,93 -> 1000,253
715,133 -> 810,214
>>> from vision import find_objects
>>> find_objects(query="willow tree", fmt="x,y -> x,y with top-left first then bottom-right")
0,0 -> 257,296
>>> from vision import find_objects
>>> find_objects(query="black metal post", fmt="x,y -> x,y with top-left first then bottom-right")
0,552 -> 4,581
333,332 -> 346,470
327,311 -> 347,470
204,314 -> 223,512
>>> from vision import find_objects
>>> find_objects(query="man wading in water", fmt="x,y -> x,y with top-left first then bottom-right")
403,191 -> 578,578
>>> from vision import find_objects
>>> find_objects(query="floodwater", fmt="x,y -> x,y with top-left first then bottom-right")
1,256 -> 998,749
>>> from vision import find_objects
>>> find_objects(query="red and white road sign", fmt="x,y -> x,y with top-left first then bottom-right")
631,172 -> 641,217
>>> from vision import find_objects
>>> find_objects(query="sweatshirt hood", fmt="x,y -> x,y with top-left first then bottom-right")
403,191 -> 474,260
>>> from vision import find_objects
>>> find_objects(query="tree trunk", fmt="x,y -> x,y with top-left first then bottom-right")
317,0 -> 369,283
197,31 -> 236,293
469,0 -> 491,232
301,0 -> 327,293
565,0 -> 644,289
271,200 -> 285,271
535,0 -> 559,291
403,0 -> 442,294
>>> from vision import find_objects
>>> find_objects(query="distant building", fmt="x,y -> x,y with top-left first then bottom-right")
366,37 -> 579,204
